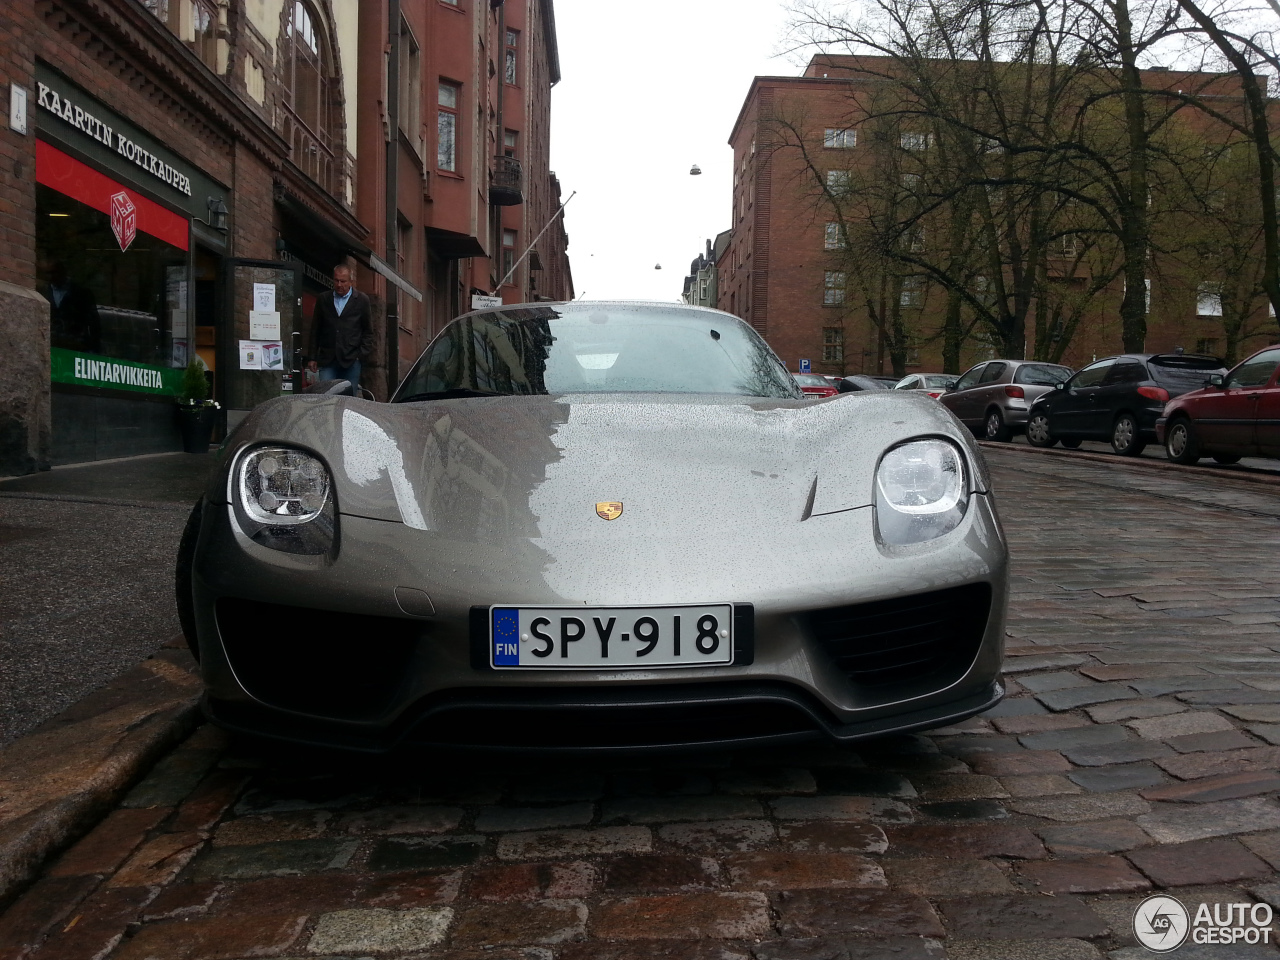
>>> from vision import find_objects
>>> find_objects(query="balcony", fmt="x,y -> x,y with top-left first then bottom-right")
490,155 -> 523,206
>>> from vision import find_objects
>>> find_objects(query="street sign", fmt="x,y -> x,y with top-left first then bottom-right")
799,359 -> 811,374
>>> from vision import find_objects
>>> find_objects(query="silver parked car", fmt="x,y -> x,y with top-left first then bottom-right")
177,301 -> 1008,752
940,360 -> 1074,441
894,373 -> 959,399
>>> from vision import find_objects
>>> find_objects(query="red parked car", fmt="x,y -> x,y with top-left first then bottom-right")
1157,344 -> 1280,464
793,373 -> 839,399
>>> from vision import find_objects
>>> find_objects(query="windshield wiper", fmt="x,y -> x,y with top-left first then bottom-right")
396,388 -> 506,402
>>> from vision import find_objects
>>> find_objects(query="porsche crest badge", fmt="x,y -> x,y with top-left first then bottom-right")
595,501 -> 623,521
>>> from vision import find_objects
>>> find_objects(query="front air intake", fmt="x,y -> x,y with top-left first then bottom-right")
807,583 -> 991,689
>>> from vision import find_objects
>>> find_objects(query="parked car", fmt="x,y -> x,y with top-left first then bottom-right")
793,373 -> 839,399
1157,344 -> 1280,464
836,375 -> 899,393
940,360 -> 1074,441
176,301 -> 1008,752
1026,352 -> 1226,455
894,373 -> 959,399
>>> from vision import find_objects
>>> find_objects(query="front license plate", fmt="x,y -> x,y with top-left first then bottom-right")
489,604 -> 734,669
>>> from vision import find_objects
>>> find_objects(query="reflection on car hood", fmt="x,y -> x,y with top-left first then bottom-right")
212,392 -> 985,543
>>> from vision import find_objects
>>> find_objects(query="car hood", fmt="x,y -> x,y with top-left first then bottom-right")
211,392 -> 987,543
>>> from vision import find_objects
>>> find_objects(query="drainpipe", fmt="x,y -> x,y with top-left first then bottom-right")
493,0 -> 504,296
385,0 -> 401,394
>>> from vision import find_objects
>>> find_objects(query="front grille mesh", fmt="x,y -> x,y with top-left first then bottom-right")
807,583 -> 991,689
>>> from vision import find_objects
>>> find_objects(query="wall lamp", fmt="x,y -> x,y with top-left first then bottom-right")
197,196 -> 229,232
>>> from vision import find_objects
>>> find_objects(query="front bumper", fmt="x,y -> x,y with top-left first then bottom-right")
192,493 -> 1008,752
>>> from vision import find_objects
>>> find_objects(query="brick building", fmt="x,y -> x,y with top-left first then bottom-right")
0,0 -> 571,475
719,55 -> 1275,378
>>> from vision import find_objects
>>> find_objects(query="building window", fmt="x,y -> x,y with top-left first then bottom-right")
824,128 -> 856,149
824,271 -> 846,305
826,170 -> 850,193
505,29 -> 519,85
503,129 -> 518,159
906,345 -> 922,366
822,327 -> 843,362
397,219 -> 415,331
699,279 -> 709,302
901,173 -> 921,192
1196,337 -> 1220,356
438,81 -> 460,171
907,225 -> 925,253
192,0 -> 218,69
287,2 -> 322,132
502,228 -> 518,281
824,222 -> 844,250
900,277 -> 925,308
399,23 -> 422,160
1051,234 -> 1078,258
900,131 -> 934,150
1196,282 -> 1222,317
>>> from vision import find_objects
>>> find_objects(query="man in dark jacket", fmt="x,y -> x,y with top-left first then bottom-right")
307,265 -> 374,396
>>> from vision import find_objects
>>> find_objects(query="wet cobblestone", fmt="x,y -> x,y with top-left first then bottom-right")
5,448 -> 1280,957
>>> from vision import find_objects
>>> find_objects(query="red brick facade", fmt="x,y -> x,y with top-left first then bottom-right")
720,58 -> 1277,379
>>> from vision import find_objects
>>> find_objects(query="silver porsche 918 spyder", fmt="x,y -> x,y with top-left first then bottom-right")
177,302 -> 1008,752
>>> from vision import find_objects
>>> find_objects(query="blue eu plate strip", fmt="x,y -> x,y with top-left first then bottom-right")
492,608 -> 520,666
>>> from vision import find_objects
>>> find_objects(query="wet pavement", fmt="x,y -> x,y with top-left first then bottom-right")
3,446 -> 1280,958
0,453 -> 213,744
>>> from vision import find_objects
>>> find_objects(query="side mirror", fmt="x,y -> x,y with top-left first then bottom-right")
1054,381 -> 1067,391
1208,374 -> 1225,388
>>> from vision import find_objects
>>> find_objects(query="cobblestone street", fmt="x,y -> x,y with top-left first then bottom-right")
4,446 -> 1280,959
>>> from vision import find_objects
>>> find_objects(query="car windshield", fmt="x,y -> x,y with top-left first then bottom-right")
394,304 -> 802,400
1014,364 -> 1072,386
794,374 -> 829,386
924,375 -> 957,388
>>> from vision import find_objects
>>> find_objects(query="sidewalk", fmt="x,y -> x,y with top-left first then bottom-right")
0,453 -> 214,910
0,452 -> 213,745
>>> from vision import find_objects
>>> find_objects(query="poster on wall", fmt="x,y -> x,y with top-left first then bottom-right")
260,342 -> 283,371
171,339 -> 188,368
253,283 -> 276,312
249,310 -> 280,340
239,340 -> 261,370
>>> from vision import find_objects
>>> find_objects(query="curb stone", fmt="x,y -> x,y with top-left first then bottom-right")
0,640 -> 202,909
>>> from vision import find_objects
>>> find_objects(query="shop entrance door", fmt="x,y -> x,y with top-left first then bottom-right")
222,260 -> 302,426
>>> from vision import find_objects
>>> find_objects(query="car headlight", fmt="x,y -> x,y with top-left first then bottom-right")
875,439 -> 969,544
233,445 -> 336,556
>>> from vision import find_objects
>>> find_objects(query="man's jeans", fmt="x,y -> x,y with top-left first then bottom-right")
319,359 -> 362,397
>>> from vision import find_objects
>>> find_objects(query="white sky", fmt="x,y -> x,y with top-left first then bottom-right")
548,0 -> 802,302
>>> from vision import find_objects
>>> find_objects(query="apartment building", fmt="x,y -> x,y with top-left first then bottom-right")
719,54 -> 1273,377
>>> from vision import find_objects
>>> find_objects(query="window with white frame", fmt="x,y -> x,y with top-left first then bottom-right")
824,222 -> 844,250
824,128 -> 856,149
900,276 -> 925,308
1197,282 -> 1223,317
503,129 -> 518,159
398,23 -> 422,160
823,327 -> 843,362
824,271 -> 846,305
900,131 -> 934,150
437,80 -> 460,171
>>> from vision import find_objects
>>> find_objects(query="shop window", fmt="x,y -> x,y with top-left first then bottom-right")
505,30 -> 519,86
36,170 -> 189,375
438,81 -> 460,171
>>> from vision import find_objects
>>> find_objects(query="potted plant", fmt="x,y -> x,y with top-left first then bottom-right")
175,359 -> 219,453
